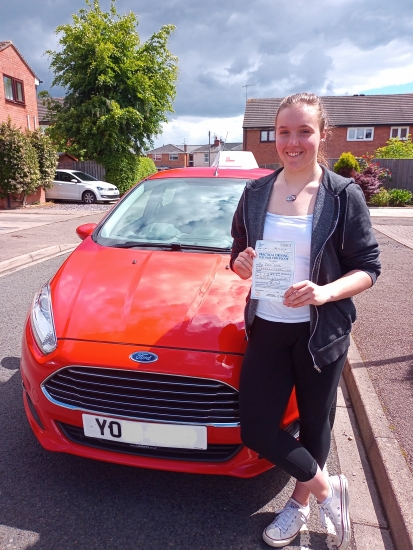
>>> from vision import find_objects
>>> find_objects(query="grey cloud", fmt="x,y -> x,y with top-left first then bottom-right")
1,0 -> 412,119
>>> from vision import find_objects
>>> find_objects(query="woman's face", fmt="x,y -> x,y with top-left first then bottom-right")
275,104 -> 325,172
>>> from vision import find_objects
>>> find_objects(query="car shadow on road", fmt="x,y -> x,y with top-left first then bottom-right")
0,356 -> 309,550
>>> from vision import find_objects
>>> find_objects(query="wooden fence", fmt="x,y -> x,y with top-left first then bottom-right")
328,158 -> 413,192
57,160 -> 106,181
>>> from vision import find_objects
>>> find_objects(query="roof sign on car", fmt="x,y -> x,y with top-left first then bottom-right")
211,151 -> 259,169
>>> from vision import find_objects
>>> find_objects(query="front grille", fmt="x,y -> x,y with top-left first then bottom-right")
43,367 -> 239,425
57,422 -> 242,462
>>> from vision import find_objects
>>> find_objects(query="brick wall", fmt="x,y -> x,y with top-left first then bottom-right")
0,44 -> 39,130
0,187 -> 45,209
244,125 -> 411,166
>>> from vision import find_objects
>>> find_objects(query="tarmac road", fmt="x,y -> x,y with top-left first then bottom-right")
0,254 -> 350,550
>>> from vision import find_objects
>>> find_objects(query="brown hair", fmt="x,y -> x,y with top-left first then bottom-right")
275,92 -> 332,166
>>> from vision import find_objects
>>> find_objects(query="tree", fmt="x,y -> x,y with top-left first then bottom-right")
29,130 -> 58,190
42,0 -> 177,193
375,136 -> 413,158
0,120 -> 41,206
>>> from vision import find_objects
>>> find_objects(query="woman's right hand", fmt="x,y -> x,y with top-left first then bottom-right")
233,247 -> 256,279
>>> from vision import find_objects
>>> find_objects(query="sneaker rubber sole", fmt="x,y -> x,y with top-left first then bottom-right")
337,474 -> 351,550
262,524 -> 305,548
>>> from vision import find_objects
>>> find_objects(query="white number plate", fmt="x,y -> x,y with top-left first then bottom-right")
82,414 -> 207,450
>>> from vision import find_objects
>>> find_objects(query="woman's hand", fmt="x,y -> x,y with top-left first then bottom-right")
283,280 -> 331,307
283,271 -> 373,307
233,247 -> 256,280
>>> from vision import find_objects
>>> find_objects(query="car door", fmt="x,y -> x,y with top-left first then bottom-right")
59,172 -> 81,200
45,171 -> 61,199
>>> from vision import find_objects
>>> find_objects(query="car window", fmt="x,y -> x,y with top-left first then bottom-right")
54,172 -> 61,181
72,171 -> 98,182
98,177 -> 246,250
60,172 -> 77,183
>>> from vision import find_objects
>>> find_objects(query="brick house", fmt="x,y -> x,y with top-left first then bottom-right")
0,41 -> 44,208
0,41 -> 41,130
243,94 -> 413,166
146,144 -> 202,170
192,138 -> 243,167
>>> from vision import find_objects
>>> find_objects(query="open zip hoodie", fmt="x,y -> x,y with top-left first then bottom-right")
230,166 -> 381,370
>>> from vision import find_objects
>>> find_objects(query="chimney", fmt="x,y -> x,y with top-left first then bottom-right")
213,135 -> 220,147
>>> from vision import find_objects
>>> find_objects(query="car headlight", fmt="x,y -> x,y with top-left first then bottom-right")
31,283 -> 57,355
97,186 -> 104,191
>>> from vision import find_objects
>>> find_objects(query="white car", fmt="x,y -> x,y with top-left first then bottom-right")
46,169 -> 120,204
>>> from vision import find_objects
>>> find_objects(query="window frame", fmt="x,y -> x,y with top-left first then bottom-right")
3,74 -> 25,105
347,127 -> 374,141
169,153 -> 179,161
390,126 -> 409,140
203,153 -> 210,164
153,153 -> 162,161
260,129 -> 275,142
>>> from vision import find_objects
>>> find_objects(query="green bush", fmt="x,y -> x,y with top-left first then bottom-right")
102,153 -> 157,195
387,188 -> 412,206
28,130 -> 58,190
333,152 -> 360,177
0,119 -> 41,204
137,156 -> 157,182
369,188 -> 390,206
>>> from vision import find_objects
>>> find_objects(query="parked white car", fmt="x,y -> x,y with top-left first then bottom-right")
46,170 -> 120,204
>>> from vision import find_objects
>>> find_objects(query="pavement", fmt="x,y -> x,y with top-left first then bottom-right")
1,203 -> 413,550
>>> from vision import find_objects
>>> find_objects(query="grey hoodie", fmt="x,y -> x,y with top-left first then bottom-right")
230,166 -> 381,370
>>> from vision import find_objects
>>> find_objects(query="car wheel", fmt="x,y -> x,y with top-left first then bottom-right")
82,190 -> 97,204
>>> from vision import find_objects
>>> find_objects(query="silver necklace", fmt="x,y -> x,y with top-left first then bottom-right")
284,169 -> 318,202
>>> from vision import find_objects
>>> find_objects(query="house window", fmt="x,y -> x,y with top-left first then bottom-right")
3,75 -> 25,104
169,153 -> 179,161
204,153 -> 210,164
390,127 -> 409,139
347,127 -> 374,141
153,154 -> 162,161
260,130 -> 275,142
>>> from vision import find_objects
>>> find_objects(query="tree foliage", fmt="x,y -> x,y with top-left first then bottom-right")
375,136 -> 413,159
28,130 -> 58,189
42,0 -> 177,191
0,120 -> 41,203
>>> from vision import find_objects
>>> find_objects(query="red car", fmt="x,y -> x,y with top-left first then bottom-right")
21,166 -> 300,477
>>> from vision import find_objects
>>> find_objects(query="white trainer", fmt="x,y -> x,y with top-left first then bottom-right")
319,474 -> 351,550
262,497 -> 310,548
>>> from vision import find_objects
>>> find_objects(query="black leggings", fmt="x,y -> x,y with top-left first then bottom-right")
239,316 -> 347,482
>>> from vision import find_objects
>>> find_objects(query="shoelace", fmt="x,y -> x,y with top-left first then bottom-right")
269,506 -> 303,533
319,504 -> 340,530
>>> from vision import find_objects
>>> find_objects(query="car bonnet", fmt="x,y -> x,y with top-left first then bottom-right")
50,239 -> 248,354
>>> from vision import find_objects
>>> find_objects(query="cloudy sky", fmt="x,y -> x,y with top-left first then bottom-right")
1,0 -> 413,148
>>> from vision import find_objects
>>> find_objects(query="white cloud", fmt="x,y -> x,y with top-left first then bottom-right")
327,39 -> 413,95
153,115 -> 244,148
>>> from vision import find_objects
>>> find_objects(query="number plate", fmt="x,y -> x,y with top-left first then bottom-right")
82,414 -> 207,450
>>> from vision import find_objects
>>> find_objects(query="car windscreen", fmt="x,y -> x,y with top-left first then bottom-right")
97,177 -> 247,251
72,171 -> 98,181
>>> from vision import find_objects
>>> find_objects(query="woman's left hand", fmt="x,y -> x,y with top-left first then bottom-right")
283,280 -> 331,307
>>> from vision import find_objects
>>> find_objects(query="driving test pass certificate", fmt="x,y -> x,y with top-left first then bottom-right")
251,240 -> 295,301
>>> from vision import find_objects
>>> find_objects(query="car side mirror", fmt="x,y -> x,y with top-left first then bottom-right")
71,179 -> 78,183
76,223 -> 97,241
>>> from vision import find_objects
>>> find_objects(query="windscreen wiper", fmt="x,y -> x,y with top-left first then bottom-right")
114,241 -> 230,253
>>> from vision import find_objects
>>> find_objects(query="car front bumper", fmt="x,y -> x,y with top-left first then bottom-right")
20,320 -> 298,478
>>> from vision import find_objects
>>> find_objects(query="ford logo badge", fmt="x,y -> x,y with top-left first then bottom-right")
130,351 -> 158,363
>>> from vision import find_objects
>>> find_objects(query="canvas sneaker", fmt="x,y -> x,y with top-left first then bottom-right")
319,474 -> 351,550
262,497 -> 310,548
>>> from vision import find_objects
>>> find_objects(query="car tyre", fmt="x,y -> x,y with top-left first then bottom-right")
82,190 -> 97,204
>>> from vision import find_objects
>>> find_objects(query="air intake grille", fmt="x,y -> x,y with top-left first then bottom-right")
57,422 -> 242,463
43,367 -> 240,425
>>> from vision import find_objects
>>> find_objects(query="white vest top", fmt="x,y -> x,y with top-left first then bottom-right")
256,212 -> 313,323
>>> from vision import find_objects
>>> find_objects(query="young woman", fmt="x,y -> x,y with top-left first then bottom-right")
230,93 -> 381,549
